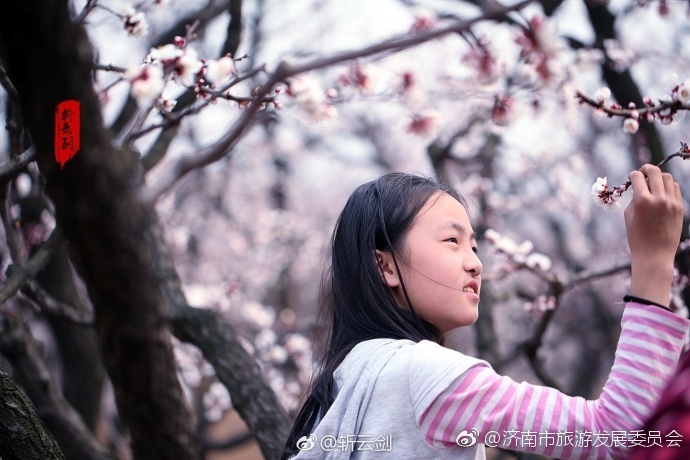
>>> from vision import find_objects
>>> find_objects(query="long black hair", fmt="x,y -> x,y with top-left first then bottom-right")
281,173 -> 466,459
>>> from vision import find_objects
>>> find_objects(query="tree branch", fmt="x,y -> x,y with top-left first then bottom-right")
0,229 -> 62,305
0,146 -> 36,183
21,279 -> 94,327
144,212 -> 290,460
141,0 -> 543,203
0,364 -> 65,460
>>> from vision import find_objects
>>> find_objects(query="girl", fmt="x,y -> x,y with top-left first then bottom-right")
283,165 -> 688,459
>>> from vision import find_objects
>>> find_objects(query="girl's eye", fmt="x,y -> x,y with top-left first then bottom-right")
446,237 -> 458,244
472,247 -> 478,254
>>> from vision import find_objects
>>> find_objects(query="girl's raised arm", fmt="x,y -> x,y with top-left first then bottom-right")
625,164 -> 684,307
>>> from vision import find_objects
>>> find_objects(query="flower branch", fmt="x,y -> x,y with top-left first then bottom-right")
592,142 -> 690,210
139,0 -> 544,204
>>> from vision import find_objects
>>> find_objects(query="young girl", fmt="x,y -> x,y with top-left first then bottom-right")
283,165 -> 688,459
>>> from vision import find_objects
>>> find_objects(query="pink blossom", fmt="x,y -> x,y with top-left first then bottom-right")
407,110 -> 439,137
410,11 -> 436,34
491,95 -> 513,126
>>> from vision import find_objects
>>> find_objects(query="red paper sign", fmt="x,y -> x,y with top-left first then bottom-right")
54,100 -> 80,168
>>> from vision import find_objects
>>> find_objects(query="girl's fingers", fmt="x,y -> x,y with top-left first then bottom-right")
639,164 -> 665,195
675,182 -> 682,201
662,172 -> 676,196
628,170 -> 650,198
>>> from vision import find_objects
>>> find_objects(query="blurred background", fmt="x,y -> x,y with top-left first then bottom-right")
2,0 -> 690,459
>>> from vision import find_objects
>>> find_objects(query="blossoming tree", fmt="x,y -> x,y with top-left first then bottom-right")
0,0 -> 689,459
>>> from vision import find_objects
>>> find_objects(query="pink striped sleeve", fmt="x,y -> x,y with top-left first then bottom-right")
419,303 -> 689,459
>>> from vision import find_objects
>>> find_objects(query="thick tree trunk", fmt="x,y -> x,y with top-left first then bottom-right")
0,365 -> 65,460
0,2 -> 199,459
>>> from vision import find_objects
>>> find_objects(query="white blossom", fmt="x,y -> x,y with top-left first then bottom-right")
525,253 -> 552,271
591,176 -> 608,196
175,52 -> 202,87
203,382 -> 232,422
15,173 -> 32,198
284,333 -> 310,355
594,87 -> 611,103
205,56 -> 235,85
623,118 -> 639,134
120,5 -> 149,38
484,229 -> 501,244
149,44 -> 183,64
254,328 -> 277,351
591,177 -> 620,210
125,64 -> 165,106
677,80 -> 690,104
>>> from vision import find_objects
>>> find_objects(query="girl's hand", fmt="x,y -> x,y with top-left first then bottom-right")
625,164 -> 684,307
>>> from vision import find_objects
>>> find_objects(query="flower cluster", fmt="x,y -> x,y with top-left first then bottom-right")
123,38 -> 247,109
591,176 -> 628,210
119,4 -> 149,38
485,229 -> 552,273
523,295 -> 557,313
514,16 -> 562,82
286,75 -> 337,121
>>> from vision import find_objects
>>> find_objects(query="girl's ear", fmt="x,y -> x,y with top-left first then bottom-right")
375,249 -> 400,288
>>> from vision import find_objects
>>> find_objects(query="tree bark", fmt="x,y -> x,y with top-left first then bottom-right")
0,364 -> 65,460
0,2 -> 199,459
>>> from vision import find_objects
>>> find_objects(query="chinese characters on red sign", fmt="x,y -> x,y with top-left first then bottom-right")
54,100 -> 80,168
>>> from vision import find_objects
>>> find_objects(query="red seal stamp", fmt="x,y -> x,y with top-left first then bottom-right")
55,100 -> 80,168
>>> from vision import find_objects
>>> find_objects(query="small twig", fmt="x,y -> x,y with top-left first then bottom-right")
75,0 -> 99,24
94,63 -> 127,73
21,279 -> 94,327
0,146 -> 36,183
0,182 -> 24,264
0,229 -> 62,304
0,65 -> 20,101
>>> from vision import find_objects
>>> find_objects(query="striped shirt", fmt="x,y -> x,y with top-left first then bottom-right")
420,303 -> 689,459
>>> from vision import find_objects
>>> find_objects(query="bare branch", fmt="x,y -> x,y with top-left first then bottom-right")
0,65 -> 19,100
144,212 -> 289,459
0,183 -> 25,264
94,63 -> 127,73
21,279 -> 94,327
0,146 -> 36,183
141,0 -> 542,203
0,229 -> 62,305
74,0 -> 98,24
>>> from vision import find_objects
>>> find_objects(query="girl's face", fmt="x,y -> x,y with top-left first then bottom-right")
378,191 -> 482,333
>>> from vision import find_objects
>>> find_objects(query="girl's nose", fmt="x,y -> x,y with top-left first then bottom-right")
465,250 -> 483,275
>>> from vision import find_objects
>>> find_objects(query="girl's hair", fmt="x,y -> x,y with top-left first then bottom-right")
281,172 -> 466,459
